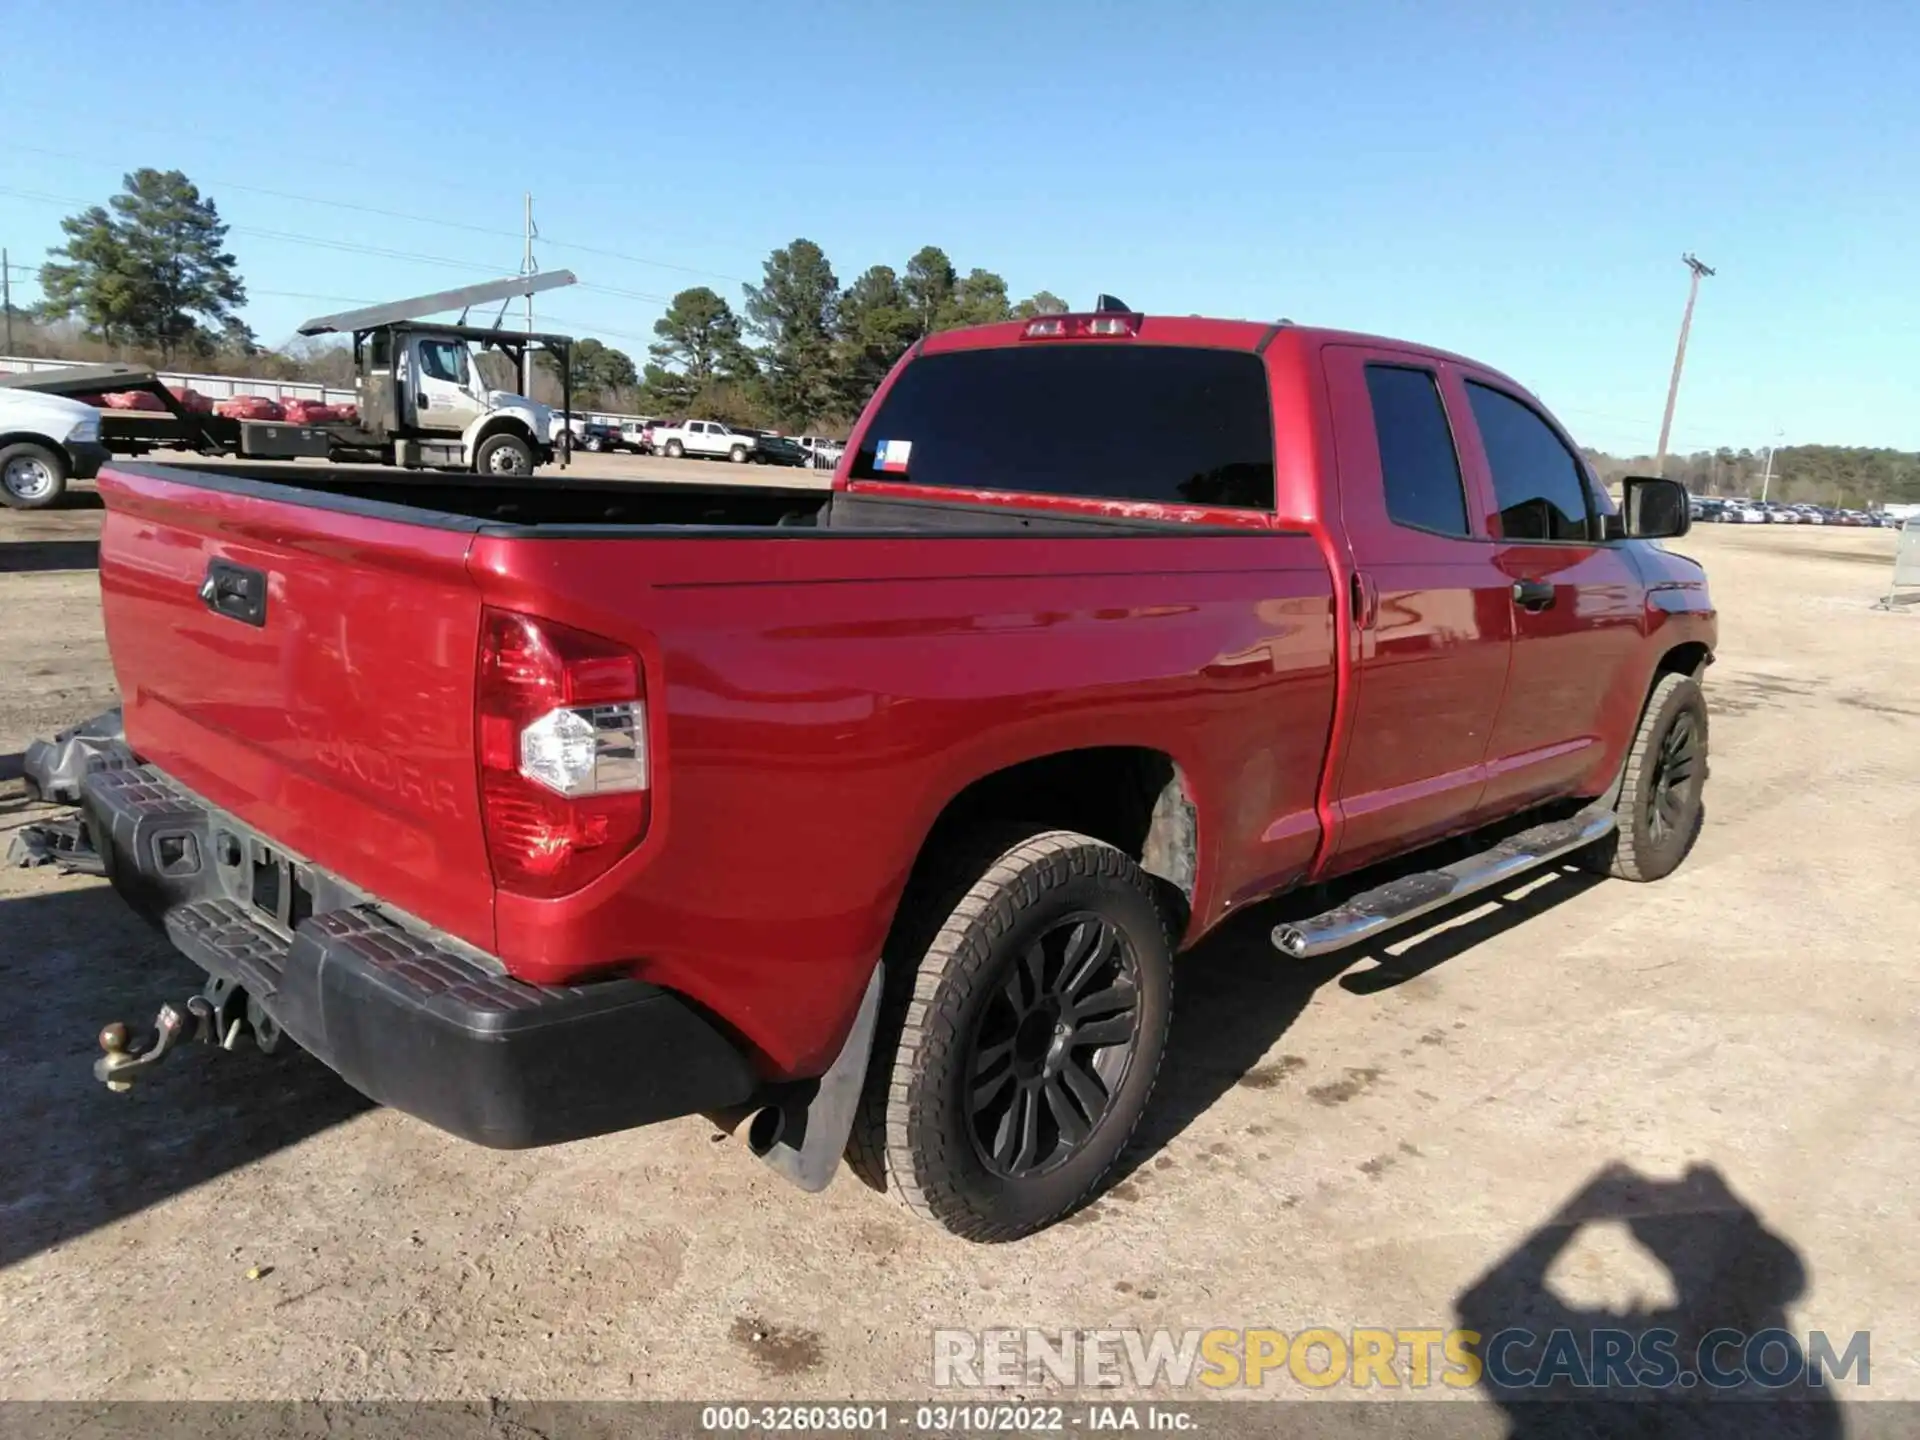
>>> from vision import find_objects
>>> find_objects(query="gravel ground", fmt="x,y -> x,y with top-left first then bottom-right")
1,484 -> 1915,1421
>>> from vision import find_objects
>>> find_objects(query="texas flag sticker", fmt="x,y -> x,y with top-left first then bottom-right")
875,439 -> 912,473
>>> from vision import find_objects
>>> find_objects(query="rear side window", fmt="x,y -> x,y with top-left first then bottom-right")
1364,365 -> 1469,536
850,345 -> 1275,510
1466,382 -> 1592,542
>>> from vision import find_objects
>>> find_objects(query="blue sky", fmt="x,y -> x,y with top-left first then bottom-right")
4,0 -> 1915,452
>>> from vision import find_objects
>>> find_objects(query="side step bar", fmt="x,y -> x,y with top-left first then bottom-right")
1272,806 -> 1617,959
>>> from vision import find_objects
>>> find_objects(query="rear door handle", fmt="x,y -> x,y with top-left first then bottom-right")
200,559 -> 268,627
1512,579 -> 1556,611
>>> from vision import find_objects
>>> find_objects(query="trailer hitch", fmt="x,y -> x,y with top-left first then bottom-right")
93,976 -> 270,1092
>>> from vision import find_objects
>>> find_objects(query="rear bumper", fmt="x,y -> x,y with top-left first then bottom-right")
68,440 -> 111,480
83,764 -> 760,1147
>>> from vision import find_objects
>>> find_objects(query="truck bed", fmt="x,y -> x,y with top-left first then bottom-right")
111,459 -> 835,529
105,460 -> 1272,536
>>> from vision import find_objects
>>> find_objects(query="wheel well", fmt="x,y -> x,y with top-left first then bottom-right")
918,747 -> 1197,902
1,432 -> 67,459
474,417 -> 535,449
1655,641 -> 1712,682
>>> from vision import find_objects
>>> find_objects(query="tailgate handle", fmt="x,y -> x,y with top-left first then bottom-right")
199,559 -> 268,627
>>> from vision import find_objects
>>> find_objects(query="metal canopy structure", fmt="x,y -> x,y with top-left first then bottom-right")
0,363 -> 162,396
297,270 -> 579,336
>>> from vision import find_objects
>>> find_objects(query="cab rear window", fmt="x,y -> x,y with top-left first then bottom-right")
850,345 -> 1275,510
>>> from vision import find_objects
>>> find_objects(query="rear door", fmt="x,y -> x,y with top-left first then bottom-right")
1322,346 -> 1516,872
96,467 -> 496,950
1453,375 -> 1646,813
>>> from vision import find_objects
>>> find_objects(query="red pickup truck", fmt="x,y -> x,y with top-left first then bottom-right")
84,305 -> 1714,1241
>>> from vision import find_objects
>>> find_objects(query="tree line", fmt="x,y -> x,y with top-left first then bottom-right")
19,170 -> 1919,498
1584,445 -> 1920,509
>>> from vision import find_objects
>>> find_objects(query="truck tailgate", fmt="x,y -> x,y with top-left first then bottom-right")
95,465 -> 495,950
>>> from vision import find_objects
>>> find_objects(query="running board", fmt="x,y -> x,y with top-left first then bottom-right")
1271,806 -> 1617,959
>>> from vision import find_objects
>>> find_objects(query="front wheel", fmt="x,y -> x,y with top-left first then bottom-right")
729,444 -> 749,463
1578,671 -> 1708,882
850,829 -> 1173,1241
474,433 -> 535,476
0,441 -> 69,510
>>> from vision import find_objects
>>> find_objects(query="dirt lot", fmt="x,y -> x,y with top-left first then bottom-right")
2,487 -> 1916,1416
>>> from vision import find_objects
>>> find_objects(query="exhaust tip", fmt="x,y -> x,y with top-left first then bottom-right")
1271,926 -> 1308,958
746,1104 -> 786,1157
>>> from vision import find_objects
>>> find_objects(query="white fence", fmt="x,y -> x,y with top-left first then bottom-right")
0,354 -> 357,407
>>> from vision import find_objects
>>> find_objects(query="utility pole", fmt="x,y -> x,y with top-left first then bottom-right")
1654,252 -> 1715,475
2,248 -> 14,357
520,194 -> 538,395
1759,429 -> 1783,503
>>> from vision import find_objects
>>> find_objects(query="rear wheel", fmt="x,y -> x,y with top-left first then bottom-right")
475,432 -> 535,476
1579,671 -> 1708,882
729,444 -> 749,463
665,439 -> 685,458
850,829 -> 1173,1241
0,442 -> 68,510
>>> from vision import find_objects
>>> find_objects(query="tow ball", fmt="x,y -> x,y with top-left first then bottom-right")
94,976 -> 284,1092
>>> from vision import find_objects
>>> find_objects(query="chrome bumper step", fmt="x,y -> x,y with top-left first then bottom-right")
1271,806 -> 1617,959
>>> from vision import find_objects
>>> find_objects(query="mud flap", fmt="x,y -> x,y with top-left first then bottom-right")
740,962 -> 884,1194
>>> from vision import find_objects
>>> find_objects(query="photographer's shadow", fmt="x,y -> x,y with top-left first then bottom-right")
1456,1162 -> 1846,1438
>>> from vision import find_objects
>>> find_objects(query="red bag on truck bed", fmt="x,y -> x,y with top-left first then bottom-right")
214,395 -> 285,422
172,387 -> 215,414
103,390 -> 167,411
282,399 -> 338,424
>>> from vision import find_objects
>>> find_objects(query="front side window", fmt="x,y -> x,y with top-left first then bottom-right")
419,341 -> 470,386
851,344 -> 1276,509
1466,382 -> 1591,542
1365,364 -> 1469,537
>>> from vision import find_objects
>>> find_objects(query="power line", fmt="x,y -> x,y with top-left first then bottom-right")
539,236 -> 748,286
232,224 -> 507,275
1,143 -> 748,286
577,281 -> 677,304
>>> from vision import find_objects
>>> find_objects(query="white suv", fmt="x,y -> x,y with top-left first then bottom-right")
653,419 -> 756,463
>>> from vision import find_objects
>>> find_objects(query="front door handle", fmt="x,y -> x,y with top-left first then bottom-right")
1512,579 -> 1556,611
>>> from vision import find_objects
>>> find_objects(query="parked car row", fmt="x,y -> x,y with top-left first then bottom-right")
544,413 -> 849,469
633,419 -> 845,468
1692,496 -> 1901,528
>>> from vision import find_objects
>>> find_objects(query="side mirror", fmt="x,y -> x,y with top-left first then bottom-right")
1621,476 -> 1692,539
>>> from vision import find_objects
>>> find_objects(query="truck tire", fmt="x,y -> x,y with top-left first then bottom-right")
850,828 -> 1173,1241
665,439 -> 685,458
729,444 -> 749,463
0,441 -> 69,510
474,432 -> 535,476
1578,671 -> 1708,882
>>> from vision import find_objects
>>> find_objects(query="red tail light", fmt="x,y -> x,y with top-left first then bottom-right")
477,607 -> 650,899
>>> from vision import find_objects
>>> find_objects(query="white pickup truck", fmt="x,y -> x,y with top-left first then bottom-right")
650,419 -> 756,463
0,385 -> 110,509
